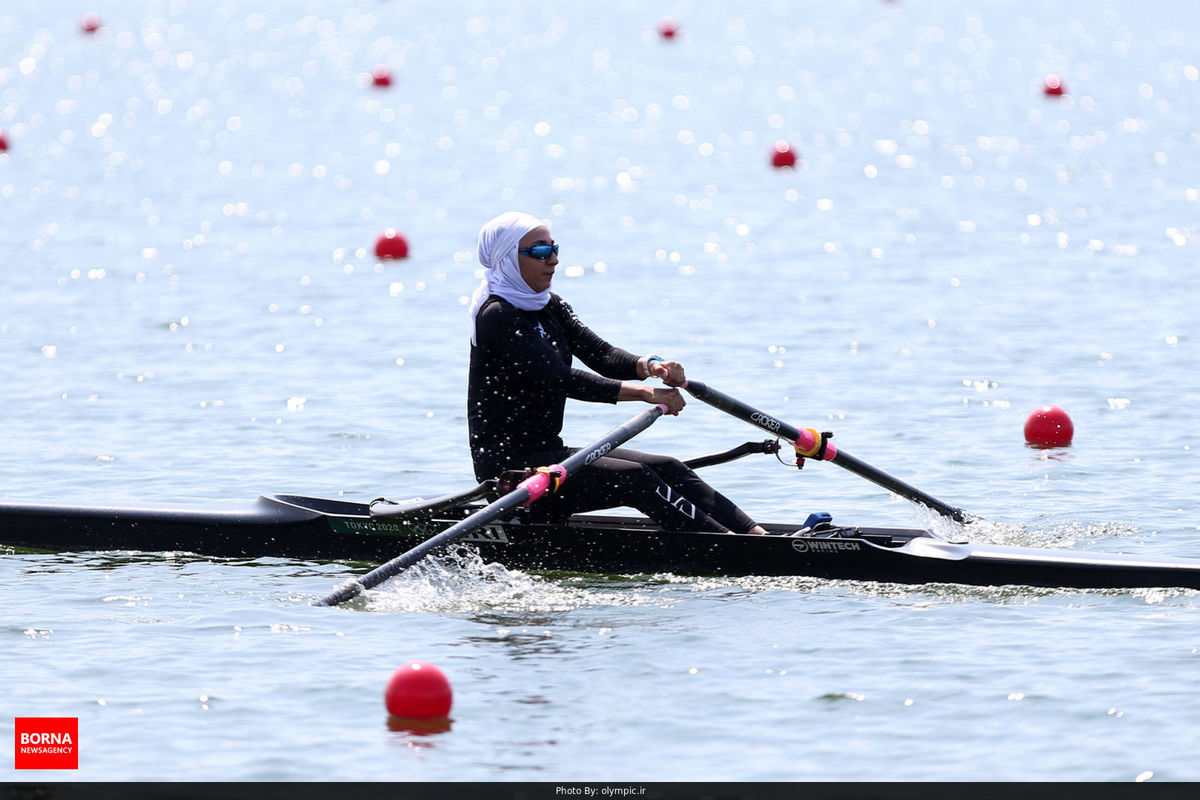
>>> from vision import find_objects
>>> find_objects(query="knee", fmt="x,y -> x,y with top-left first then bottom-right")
613,462 -> 675,504
627,461 -> 667,490
598,460 -> 660,491
646,455 -> 695,483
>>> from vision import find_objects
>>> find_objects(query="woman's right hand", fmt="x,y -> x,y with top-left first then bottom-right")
654,359 -> 687,388
651,387 -> 686,415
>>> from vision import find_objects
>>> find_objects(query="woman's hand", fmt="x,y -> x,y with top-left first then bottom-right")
619,381 -> 685,414
648,359 -> 687,387
650,387 -> 685,415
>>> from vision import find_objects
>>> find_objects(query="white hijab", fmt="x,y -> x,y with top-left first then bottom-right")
468,211 -> 551,344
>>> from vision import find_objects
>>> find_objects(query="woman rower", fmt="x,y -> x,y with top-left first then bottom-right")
467,211 -> 768,535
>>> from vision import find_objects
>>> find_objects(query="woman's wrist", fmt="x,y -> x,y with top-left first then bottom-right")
639,353 -> 663,380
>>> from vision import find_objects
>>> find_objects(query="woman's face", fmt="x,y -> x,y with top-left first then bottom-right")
517,226 -> 558,293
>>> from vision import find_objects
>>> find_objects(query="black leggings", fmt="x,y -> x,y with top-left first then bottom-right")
512,447 -> 758,534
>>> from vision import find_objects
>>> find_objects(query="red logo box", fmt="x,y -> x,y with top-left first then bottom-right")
14,717 -> 78,770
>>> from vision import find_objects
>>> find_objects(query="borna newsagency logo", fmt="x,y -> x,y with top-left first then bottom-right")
14,717 -> 78,770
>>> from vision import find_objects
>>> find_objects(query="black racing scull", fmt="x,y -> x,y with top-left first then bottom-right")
3,478 -> 1199,591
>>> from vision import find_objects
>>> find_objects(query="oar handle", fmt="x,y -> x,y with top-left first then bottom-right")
683,380 -> 969,523
314,404 -> 669,606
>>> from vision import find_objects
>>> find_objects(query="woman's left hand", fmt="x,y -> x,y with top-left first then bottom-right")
650,359 -> 687,387
650,387 -> 686,415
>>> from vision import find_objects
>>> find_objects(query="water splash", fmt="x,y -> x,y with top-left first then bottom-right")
357,545 -> 690,614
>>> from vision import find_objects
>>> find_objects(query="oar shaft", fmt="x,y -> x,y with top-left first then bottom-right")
315,404 -> 668,606
557,404 -> 667,474
821,448 -> 967,523
684,380 -> 806,444
684,380 -> 968,523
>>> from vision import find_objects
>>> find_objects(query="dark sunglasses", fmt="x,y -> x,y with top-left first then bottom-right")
518,244 -> 559,260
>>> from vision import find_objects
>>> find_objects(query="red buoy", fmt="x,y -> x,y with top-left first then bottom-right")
81,13 -> 102,34
771,141 -> 798,169
375,229 -> 409,260
385,662 -> 453,719
0,130 -> 8,153
1043,74 -> 1065,96
371,65 -> 392,87
658,18 -> 679,40
1024,405 -> 1073,447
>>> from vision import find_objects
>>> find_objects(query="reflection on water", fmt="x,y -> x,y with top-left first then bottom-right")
386,715 -> 453,737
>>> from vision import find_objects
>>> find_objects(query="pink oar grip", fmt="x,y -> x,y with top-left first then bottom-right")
519,465 -> 568,504
517,472 -> 551,503
795,428 -> 837,461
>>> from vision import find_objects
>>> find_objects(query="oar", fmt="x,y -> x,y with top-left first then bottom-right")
682,380 -> 970,523
314,404 -> 670,607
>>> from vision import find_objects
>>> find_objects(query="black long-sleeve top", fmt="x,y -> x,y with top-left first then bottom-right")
468,293 -> 640,480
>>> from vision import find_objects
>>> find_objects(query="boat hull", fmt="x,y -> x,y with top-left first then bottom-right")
2,494 -> 1200,590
